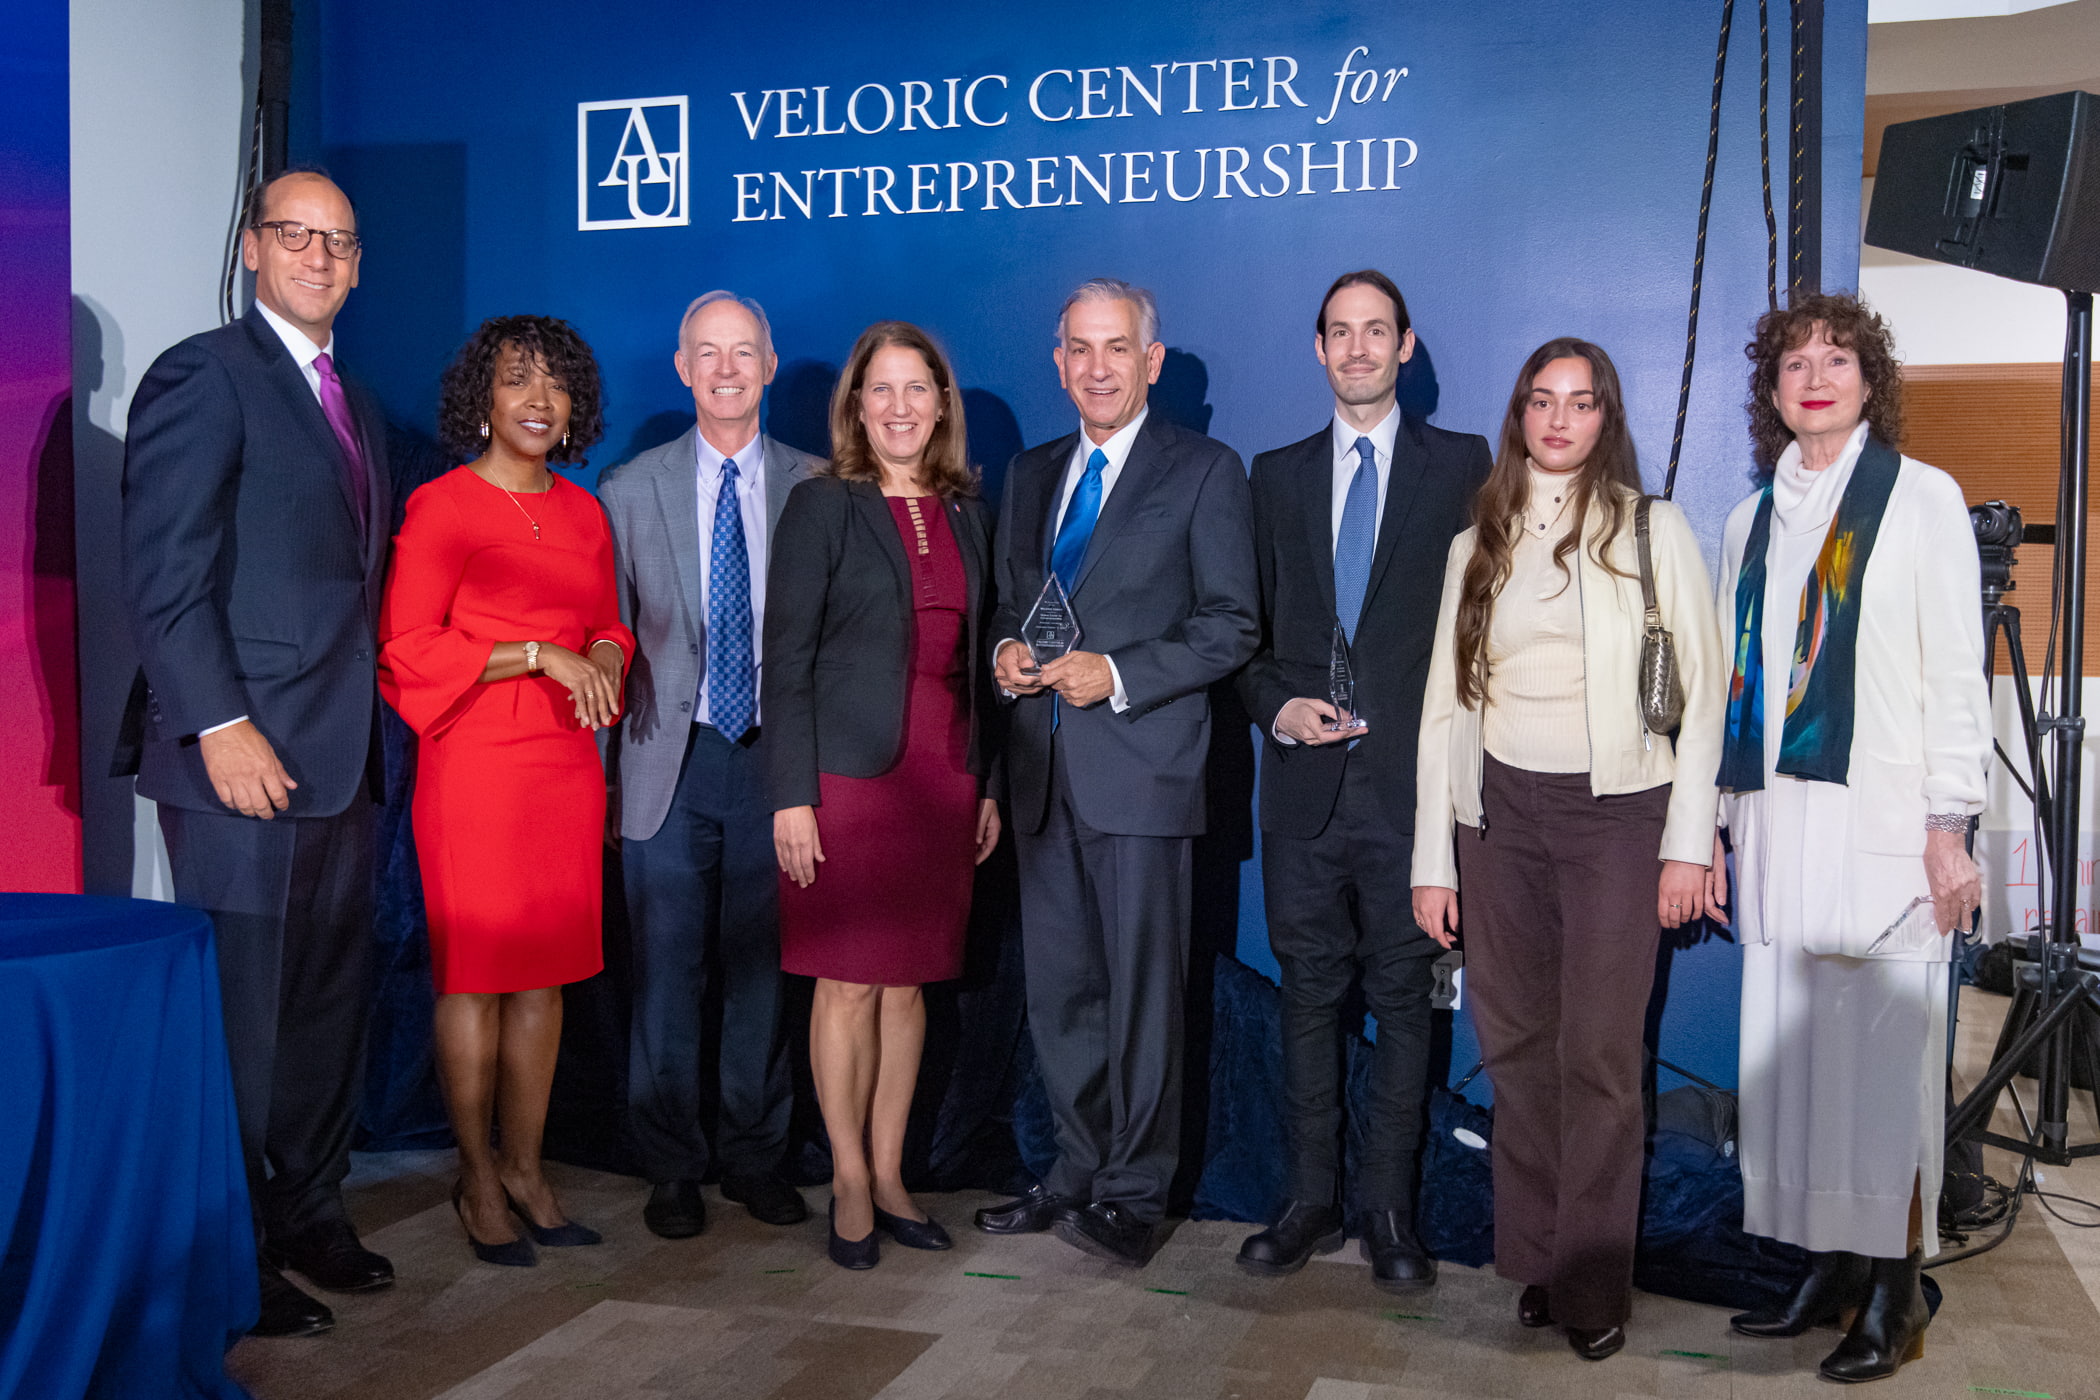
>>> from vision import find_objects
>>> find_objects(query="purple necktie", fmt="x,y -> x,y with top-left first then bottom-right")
313,351 -> 371,538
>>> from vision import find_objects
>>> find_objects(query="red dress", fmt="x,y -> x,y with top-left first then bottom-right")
779,497 -> 976,986
377,466 -> 634,994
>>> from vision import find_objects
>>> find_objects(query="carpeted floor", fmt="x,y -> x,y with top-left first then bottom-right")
226,987 -> 2100,1400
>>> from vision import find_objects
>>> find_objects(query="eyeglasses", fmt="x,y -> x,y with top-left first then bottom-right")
253,221 -> 362,259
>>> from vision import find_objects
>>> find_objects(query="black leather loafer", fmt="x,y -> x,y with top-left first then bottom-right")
1567,1324 -> 1626,1361
722,1170 -> 809,1226
250,1262 -> 334,1339
267,1219 -> 394,1293
873,1204 -> 953,1251
1518,1284 -> 1554,1328
974,1183 -> 1072,1235
1236,1200 -> 1345,1276
1053,1200 -> 1155,1266
643,1180 -> 706,1239
1360,1208 -> 1437,1292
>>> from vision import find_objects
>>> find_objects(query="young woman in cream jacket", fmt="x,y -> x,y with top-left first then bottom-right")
1411,338 -> 1725,1362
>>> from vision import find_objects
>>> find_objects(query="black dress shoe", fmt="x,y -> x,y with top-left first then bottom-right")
1518,1285 -> 1554,1328
828,1199 -> 880,1270
505,1191 -> 603,1247
1818,1250 -> 1928,1384
974,1182 -> 1072,1235
267,1219 -> 395,1293
1360,1208 -> 1437,1292
722,1170 -> 809,1226
643,1180 -> 706,1239
453,1181 -> 536,1268
1053,1201 -> 1155,1266
873,1204 -> 953,1251
1731,1249 -> 1870,1338
1567,1324 -> 1626,1361
250,1261 -> 334,1339
1236,1200 -> 1344,1276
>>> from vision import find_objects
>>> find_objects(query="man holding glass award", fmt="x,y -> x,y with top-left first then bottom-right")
1233,271 -> 1490,1292
976,278 -> 1259,1266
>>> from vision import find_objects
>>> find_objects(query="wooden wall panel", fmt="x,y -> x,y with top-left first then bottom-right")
1901,363 -> 2098,675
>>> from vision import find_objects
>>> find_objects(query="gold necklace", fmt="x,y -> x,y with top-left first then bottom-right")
495,473 -> 552,540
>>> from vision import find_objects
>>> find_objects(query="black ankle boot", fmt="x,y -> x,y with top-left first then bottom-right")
1730,1250 -> 1871,1338
1818,1250 -> 1928,1384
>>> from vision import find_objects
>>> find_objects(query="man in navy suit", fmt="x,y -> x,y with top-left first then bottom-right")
1233,270 -> 1490,1292
975,278 -> 1259,1265
120,169 -> 392,1338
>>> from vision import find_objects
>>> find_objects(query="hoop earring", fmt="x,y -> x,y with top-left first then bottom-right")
479,420 -> 489,439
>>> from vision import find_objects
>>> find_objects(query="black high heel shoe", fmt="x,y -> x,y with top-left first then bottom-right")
828,1198 -> 880,1270
873,1203 -> 952,1251
453,1180 -> 537,1268
506,1189 -> 603,1247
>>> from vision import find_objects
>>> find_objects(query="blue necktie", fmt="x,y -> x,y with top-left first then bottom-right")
1050,448 -> 1108,592
1334,435 -> 1378,643
707,456 -> 755,740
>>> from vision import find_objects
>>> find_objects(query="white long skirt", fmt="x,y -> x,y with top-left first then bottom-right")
1736,788 -> 1949,1259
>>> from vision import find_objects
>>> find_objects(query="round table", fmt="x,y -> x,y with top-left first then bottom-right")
0,893 -> 256,1400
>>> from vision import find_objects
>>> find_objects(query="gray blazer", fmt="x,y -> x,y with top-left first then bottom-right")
599,425 -> 822,840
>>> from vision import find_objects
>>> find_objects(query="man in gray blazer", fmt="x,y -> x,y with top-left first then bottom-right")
599,291 -> 820,1237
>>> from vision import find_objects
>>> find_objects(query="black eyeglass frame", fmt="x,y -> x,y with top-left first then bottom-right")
252,220 -> 364,259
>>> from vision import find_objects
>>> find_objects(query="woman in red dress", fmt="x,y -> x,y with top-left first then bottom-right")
765,322 -> 1000,1269
379,316 -> 632,1266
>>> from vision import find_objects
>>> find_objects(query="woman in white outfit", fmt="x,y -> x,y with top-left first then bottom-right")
1717,293 -> 1990,1384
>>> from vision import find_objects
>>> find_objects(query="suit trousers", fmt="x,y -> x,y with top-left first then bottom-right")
159,792 -> 375,1245
1262,756 -> 1438,1210
623,723 -> 790,1183
1018,737 -> 1192,1223
1461,754 -> 1667,1329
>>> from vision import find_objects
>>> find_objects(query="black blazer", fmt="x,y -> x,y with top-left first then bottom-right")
117,305 -> 392,817
1236,416 -> 1490,839
989,412 -> 1259,839
762,475 -> 996,810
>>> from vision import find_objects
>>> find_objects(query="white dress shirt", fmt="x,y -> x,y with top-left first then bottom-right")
203,301 -> 338,738
694,430 -> 770,728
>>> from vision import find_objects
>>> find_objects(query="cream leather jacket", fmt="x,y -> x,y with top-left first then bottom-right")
1412,489 -> 1725,889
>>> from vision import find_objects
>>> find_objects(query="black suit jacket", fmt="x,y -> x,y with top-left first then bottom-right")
1236,416 -> 1490,839
990,412 -> 1259,839
762,476 -> 997,810
117,305 -> 391,817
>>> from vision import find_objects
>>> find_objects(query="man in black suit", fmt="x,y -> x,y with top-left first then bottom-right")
119,170 -> 393,1338
1232,270 -> 1490,1292
976,278 -> 1259,1265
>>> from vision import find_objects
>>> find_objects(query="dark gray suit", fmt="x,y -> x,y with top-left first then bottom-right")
600,427 -> 819,1184
989,411 -> 1258,1222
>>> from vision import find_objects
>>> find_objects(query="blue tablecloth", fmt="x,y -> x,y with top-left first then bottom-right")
0,894 -> 256,1400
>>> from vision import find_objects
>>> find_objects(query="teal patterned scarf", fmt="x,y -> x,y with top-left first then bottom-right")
1717,434 -> 1901,793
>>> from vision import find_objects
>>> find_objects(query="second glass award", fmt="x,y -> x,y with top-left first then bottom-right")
1327,624 -> 1367,732
1022,574 -> 1082,674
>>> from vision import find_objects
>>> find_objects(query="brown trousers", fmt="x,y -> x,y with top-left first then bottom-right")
1461,754 -> 1668,1329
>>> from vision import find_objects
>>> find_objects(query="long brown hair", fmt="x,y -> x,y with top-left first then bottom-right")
826,321 -> 976,498
1452,337 -> 1642,709
1744,292 -> 1905,471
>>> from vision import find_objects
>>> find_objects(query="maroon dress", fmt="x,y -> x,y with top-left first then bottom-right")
778,497 -> 976,985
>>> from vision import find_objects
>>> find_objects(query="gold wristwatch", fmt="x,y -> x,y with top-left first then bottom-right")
524,640 -> 541,673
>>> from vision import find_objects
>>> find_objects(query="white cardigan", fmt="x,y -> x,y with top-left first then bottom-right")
1412,489 -> 1726,890
1713,450 -> 1991,959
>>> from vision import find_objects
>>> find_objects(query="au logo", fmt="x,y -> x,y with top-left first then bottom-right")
577,96 -> 689,230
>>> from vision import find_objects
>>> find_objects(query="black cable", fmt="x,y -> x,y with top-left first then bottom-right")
219,71 -> 265,325
1663,0 -> 1739,501
1757,0 -> 1779,310
1789,0 -> 1808,296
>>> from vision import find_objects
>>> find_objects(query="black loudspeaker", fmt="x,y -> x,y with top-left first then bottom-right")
1866,90 -> 2100,294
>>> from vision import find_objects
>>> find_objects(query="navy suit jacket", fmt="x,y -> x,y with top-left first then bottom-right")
990,412 -> 1259,839
118,305 -> 391,818
1235,417 -> 1489,839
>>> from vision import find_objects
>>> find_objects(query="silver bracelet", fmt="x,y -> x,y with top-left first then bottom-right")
1924,812 -> 1970,833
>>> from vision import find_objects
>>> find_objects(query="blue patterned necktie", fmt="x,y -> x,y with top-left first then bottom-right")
707,456 -> 755,740
1050,447 -> 1108,591
1334,435 -> 1378,642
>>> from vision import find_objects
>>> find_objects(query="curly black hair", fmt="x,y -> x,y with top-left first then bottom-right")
438,315 -> 605,465
1744,292 -> 1904,471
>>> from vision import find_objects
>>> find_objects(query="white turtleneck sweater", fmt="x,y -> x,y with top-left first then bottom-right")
1482,464 -> 1591,773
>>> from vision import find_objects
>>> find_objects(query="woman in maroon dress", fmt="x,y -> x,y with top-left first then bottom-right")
379,316 -> 632,1266
765,322 -> 1000,1269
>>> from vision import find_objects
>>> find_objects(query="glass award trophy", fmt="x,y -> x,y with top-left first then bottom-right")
1021,574 -> 1082,674
1327,624 -> 1367,732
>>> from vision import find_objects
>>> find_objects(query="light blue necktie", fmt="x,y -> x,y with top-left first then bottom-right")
706,456 -> 755,740
1334,435 -> 1378,642
1050,447 -> 1107,591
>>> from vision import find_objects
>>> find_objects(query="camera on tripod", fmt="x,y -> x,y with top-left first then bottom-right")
1970,500 -> 2022,606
